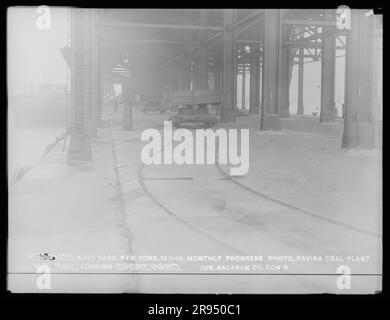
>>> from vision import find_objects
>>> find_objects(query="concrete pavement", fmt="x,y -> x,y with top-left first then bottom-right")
8,108 -> 382,293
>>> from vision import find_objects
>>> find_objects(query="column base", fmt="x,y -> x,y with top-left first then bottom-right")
221,109 -> 236,123
86,121 -> 97,138
122,105 -> 133,130
122,120 -> 133,130
249,106 -> 260,115
342,123 -> 375,149
122,125 -> 133,131
261,114 -> 282,130
341,134 -> 374,149
97,120 -> 109,128
320,110 -> 336,122
280,107 -> 290,118
67,133 -> 92,163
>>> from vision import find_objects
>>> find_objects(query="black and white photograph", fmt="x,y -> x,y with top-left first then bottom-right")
7,6 -> 383,295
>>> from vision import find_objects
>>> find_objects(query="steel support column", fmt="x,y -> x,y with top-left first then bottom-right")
249,45 -> 260,114
260,9 -> 281,130
163,66 -> 171,90
371,15 -> 383,149
162,65 -> 168,90
259,49 -> 263,111
191,57 -> 199,90
86,9 -> 98,137
67,9 -> 92,163
122,77 -> 133,130
198,45 -> 209,89
96,50 -> 104,125
169,64 -> 177,90
320,9 -> 337,122
297,47 -> 305,115
221,9 -> 236,122
342,10 -> 377,149
212,53 -> 221,90
171,63 -> 179,90
157,68 -> 165,92
241,66 -> 246,109
279,25 -> 292,118
198,10 -> 209,90
176,62 -> 184,91
183,58 -> 192,90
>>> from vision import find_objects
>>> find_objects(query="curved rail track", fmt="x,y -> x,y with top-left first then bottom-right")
134,128 -> 380,265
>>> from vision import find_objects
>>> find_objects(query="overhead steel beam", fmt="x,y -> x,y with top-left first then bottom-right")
226,9 -> 263,32
237,14 -> 263,34
236,40 -> 343,49
282,19 -> 337,27
99,37 -> 199,45
204,32 -> 222,45
100,47 -> 189,55
98,21 -> 224,31
172,33 -> 220,63
283,41 -> 323,47
167,10 -> 264,66
336,35 -> 346,46
237,39 -> 263,44
292,29 -> 323,43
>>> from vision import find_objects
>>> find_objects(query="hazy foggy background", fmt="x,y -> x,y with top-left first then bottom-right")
7,7 -> 68,176
8,7 -> 68,92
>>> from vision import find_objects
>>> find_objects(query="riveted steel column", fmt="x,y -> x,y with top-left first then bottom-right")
320,9 -> 337,122
260,9 -> 281,130
86,9 -> 98,137
198,46 -> 209,89
279,25 -> 292,118
221,9 -> 236,122
297,47 -> 305,115
67,9 -> 92,163
191,57 -> 199,90
122,77 -> 133,130
199,10 -> 209,90
249,45 -> 260,114
183,57 -> 192,90
241,63 -> 246,109
213,53 -> 221,90
342,10 -> 377,149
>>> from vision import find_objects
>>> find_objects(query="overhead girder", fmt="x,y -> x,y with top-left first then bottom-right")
99,37 -> 199,46
283,8 -> 328,20
98,21 -> 224,32
97,9 -> 344,71
97,9 -> 346,83
97,9 -> 224,28
98,25 -> 201,45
